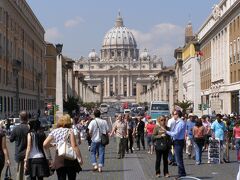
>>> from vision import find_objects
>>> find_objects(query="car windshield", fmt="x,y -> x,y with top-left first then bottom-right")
101,104 -> 108,108
151,104 -> 169,111
15,119 -> 20,123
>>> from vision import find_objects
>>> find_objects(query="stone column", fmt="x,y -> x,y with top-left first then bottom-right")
67,68 -> 73,97
55,55 -> 63,118
169,75 -> 174,113
163,79 -> 167,101
127,76 -> 130,97
121,76 -> 124,95
74,76 -> 78,96
130,76 -> 133,96
112,76 -> 116,96
107,76 -> 110,97
104,77 -> 107,97
158,81 -> 162,101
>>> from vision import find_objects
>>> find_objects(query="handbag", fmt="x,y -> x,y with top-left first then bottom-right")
57,130 -> 77,160
95,120 -> 109,146
4,165 -> 12,180
154,137 -> 167,151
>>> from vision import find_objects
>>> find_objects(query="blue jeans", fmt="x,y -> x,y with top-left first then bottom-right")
235,138 -> 240,161
174,140 -> 186,177
195,141 -> 203,163
90,142 -> 105,167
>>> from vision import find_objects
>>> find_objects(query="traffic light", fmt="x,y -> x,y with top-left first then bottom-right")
198,104 -> 202,110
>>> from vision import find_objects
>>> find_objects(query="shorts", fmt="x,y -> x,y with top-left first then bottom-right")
146,134 -> 153,146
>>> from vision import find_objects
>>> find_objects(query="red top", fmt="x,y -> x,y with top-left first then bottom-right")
234,126 -> 240,138
146,123 -> 156,135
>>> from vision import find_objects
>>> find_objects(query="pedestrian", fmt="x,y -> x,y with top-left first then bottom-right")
202,115 -> 211,152
0,122 -> 10,178
145,117 -> 156,154
24,119 -> 51,180
165,110 -> 187,179
233,120 -> 240,162
124,114 -> 135,153
88,109 -> 109,172
10,111 -> 29,180
110,114 -> 128,159
211,114 -> 228,163
185,113 -> 196,159
152,116 -> 170,178
43,114 -> 83,180
193,119 -> 205,165
135,112 -> 145,151
167,113 -> 176,166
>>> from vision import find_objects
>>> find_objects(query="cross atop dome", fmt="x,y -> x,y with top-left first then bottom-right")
115,11 -> 124,27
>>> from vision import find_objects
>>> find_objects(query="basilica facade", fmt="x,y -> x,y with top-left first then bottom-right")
74,13 -> 164,103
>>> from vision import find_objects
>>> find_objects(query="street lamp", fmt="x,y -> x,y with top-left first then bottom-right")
55,43 -> 63,119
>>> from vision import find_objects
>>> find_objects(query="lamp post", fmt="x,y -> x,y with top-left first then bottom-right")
55,44 -> 63,120
12,59 -> 21,116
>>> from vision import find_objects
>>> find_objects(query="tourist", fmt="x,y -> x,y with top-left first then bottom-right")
125,114 -> 135,153
24,119 -> 50,179
202,115 -> 211,152
88,110 -> 109,172
185,113 -> 196,159
152,116 -> 170,178
43,114 -> 83,180
165,110 -> 187,179
135,112 -> 146,150
193,119 -> 205,165
233,120 -> 240,162
110,114 -> 128,159
10,111 -> 29,180
167,112 -> 176,166
145,117 -> 156,154
211,114 -> 228,163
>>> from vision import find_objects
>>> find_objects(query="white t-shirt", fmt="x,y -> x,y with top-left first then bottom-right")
88,118 -> 109,143
167,117 -> 176,131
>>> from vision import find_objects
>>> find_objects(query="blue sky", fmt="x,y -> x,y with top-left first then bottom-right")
27,0 -> 219,65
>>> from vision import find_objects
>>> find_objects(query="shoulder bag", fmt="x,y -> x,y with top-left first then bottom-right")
95,120 -> 109,146
57,129 -> 77,160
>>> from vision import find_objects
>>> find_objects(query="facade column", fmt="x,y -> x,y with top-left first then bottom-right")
130,76 -> 133,96
112,76 -> 116,96
127,76 -> 130,97
56,54 -> 63,118
74,76 -> 78,97
121,76 -> 124,95
107,76 -> 110,97
158,81 -> 162,101
67,68 -> 73,97
169,75 -> 174,113
163,79 -> 167,101
104,77 -> 107,97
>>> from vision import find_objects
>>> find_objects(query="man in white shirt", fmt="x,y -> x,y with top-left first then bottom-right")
167,113 -> 177,166
88,110 -> 109,172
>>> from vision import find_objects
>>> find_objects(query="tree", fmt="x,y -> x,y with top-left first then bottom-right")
63,96 -> 80,117
174,100 -> 192,114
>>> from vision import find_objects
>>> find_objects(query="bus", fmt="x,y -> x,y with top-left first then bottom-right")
149,101 -> 170,121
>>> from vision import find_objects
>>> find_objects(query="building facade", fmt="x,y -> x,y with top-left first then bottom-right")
74,13 -> 163,103
0,0 -> 45,118
198,0 -> 240,114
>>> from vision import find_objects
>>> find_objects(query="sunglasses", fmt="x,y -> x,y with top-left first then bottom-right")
160,119 -> 166,122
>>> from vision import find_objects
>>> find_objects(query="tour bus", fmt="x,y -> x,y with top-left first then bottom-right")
149,101 -> 170,121
100,103 -> 109,113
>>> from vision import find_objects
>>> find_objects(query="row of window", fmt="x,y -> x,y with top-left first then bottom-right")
230,70 -> 240,83
230,38 -> 240,64
79,64 -> 157,69
0,96 -> 37,113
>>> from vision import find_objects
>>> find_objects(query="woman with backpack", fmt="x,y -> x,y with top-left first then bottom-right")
193,118 -> 205,165
24,119 -> 51,180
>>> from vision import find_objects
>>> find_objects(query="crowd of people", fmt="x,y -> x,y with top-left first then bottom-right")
0,108 -> 239,180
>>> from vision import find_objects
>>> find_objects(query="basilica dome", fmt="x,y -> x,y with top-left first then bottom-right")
100,12 -> 139,61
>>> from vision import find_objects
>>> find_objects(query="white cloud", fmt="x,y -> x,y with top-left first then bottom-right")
45,27 -> 62,42
64,16 -> 84,28
131,23 -> 184,65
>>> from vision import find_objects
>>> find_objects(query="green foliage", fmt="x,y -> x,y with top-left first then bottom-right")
174,100 -> 192,113
63,96 -> 79,116
82,102 -> 96,111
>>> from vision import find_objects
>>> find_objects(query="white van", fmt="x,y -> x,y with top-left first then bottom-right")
100,103 -> 109,113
